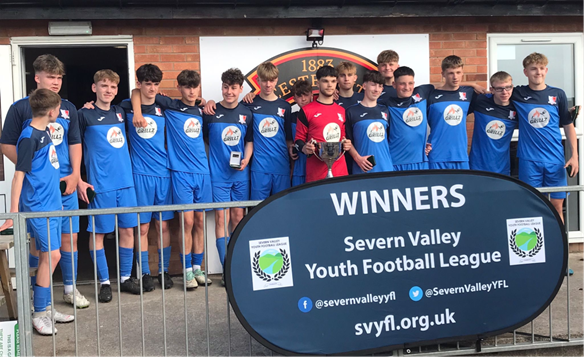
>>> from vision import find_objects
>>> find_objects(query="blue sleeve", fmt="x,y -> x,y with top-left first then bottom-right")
15,138 -> 34,172
155,94 -> 174,110
0,103 -> 25,145
118,99 -> 132,112
245,114 -> 254,143
558,90 -> 572,126
68,105 -> 81,145
345,110 -> 354,141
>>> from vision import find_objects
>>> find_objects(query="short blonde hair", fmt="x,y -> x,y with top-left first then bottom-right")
490,71 -> 512,86
33,54 -> 65,76
94,69 -> 120,85
441,55 -> 464,71
257,62 -> 279,81
336,61 -> 356,75
522,52 -> 548,68
377,50 -> 399,64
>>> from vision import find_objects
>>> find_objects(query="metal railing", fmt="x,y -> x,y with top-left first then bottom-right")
4,187 -> 584,356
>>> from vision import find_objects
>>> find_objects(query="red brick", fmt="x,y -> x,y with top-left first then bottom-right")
185,54 -> 200,62
488,24 -> 510,32
430,58 -> 443,67
430,49 -> 454,57
160,36 -> 185,45
465,24 -> 488,32
429,41 -> 442,49
145,26 -> 174,36
135,54 -> 160,62
160,54 -> 185,62
0,38 -> 9,45
555,23 -> 583,32
147,45 -> 174,53
476,49 -> 487,57
173,45 -> 199,53
465,57 -> 487,65
198,27 -> 226,36
430,66 -> 442,74
161,79 -> 178,87
134,46 -> 147,54
462,65 -> 477,73
120,26 -> 144,35
185,36 -> 199,44
477,66 -> 488,73
7,27 -> 36,36
393,25 -> 425,33
430,33 -> 452,41
430,74 -> 443,83
476,33 -> 486,40
155,62 -> 174,71
453,33 -> 477,40
465,41 -> 487,49
173,62 -> 198,71
134,36 -> 160,44
441,41 -> 466,49
465,74 -> 488,81
174,26 -> 201,35
454,49 -> 477,57
441,24 -> 465,32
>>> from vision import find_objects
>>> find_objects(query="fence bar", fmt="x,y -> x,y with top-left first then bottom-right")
203,210 -> 211,356
160,212 -> 168,357
47,218 -> 56,356
115,215 -> 123,356
224,209 -> 232,357
565,195 -> 571,341
531,321 -> 534,343
92,216 -> 101,356
180,211 -> 189,357
549,304 -> 553,342
513,330 -> 516,345
15,215 -> 32,356
136,214 -> 145,356
69,218 -> 79,356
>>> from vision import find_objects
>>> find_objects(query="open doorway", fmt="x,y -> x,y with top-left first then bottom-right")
22,45 -> 131,282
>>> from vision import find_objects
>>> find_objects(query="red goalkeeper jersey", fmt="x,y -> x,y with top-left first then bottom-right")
295,100 -> 348,182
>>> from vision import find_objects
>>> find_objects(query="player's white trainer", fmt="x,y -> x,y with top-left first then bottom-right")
194,269 -> 212,285
185,270 -> 198,290
46,306 -> 74,323
33,314 -> 58,335
63,289 -> 90,309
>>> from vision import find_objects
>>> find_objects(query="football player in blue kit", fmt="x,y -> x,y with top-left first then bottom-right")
78,70 -> 141,301
205,62 -> 294,199
346,71 -> 393,173
290,80 -> 312,186
0,54 -> 88,308
0,89 -> 73,334
120,64 -> 175,292
512,53 -> 578,220
427,55 -> 476,170
203,68 -> 254,285
335,62 -> 364,110
387,66 -> 434,171
131,69 -> 212,289
376,50 -> 399,105
469,71 -> 518,175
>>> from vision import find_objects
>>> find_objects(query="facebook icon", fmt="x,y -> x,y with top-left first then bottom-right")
298,297 -> 313,313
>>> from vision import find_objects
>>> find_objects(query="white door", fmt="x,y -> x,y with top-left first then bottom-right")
0,45 -> 14,215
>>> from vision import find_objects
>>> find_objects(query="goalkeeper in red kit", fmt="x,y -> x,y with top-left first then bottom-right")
294,66 -> 352,182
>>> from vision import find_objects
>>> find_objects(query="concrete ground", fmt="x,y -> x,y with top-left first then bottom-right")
15,252 -> 584,356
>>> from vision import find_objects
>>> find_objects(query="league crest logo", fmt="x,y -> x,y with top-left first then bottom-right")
116,113 -> 124,122
508,111 -> 517,120
155,107 -> 162,116
548,96 -> 557,105
60,109 -> 70,119
412,93 -> 422,103
381,112 -> 388,120
459,92 -> 467,101
239,115 -> 247,124
337,113 -> 344,122
277,108 -> 286,117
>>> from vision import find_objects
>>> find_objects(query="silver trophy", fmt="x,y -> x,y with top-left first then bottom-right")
312,140 -> 345,178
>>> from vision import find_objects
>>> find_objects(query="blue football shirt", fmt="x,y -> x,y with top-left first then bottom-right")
377,85 -> 398,106
336,92 -> 364,110
203,102 -> 253,183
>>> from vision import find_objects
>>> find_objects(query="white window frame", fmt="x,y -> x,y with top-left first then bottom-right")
488,33 -> 584,243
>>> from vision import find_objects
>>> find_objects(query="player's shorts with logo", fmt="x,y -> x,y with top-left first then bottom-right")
393,162 -> 429,171
29,217 -> 62,252
212,180 -> 250,208
519,159 -> 567,199
429,161 -> 469,170
292,175 -> 306,187
251,172 -> 291,200
88,187 -> 138,233
172,171 -> 213,212
61,192 -> 79,234
134,173 -> 174,221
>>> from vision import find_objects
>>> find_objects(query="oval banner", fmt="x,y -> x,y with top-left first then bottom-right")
225,171 -> 567,355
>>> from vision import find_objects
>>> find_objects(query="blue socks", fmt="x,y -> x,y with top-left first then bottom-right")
180,253 -> 192,270
135,250 -> 150,275
90,249 -> 109,283
119,247 -> 133,279
216,237 -> 230,267
29,253 -> 39,287
158,246 -> 171,273
60,251 -> 75,286
33,285 -> 50,313
192,252 -> 204,268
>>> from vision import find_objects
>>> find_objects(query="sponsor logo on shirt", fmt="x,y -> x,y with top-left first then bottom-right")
528,108 -> 550,128
434,94 -> 444,99
60,109 -> 70,119
117,113 -> 124,122
49,144 -> 60,169
107,127 -> 125,148
184,118 -> 202,138
486,108 -> 494,111
403,107 -> 424,127
259,118 -> 279,138
366,122 -> 385,143
443,104 -> 464,126
155,107 -> 162,116
548,96 -> 557,105
253,106 -> 262,110
48,123 -> 64,146
508,111 -> 517,120
485,120 -> 506,140
180,107 -> 188,112
323,123 -> 341,142
222,125 -> 241,146
97,116 -> 105,121
459,92 -> 467,101
40,137 -> 45,144
360,113 -> 368,118
216,114 -> 224,118
277,108 -> 286,117
523,96 -> 532,101
136,117 -> 158,139
314,113 -> 322,117
412,93 -> 422,103
239,115 -> 247,124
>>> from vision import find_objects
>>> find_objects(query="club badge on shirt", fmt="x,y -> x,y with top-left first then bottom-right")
548,96 -> 557,105
60,109 -> 70,119
459,92 -> 467,101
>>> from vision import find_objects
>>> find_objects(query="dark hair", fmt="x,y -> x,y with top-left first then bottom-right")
136,64 -> 163,83
33,54 -> 65,76
362,71 -> 384,85
441,55 -> 464,71
29,88 -> 61,117
177,70 -> 201,88
221,68 -> 244,86
316,66 -> 337,80
291,80 -> 311,96
393,66 -> 415,81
